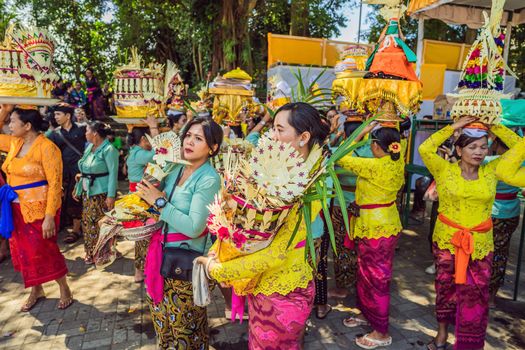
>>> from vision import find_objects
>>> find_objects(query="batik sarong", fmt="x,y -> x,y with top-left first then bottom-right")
247,280 -> 315,350
332,206 -> 358,289
81,193 -> 106,259
134,239 -> 150,271
433,243 -> 492,350
490,216 -> 519,296
147,278 -> 208,350
356,234 -> 399,334
10,204 -> 68,288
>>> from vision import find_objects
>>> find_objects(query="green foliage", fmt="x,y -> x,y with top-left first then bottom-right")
1,0 -> 357,91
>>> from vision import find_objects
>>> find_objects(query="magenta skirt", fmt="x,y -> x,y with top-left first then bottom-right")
433,244 -> 492,350
357,234 -> 399,334
247,280 -> 315,350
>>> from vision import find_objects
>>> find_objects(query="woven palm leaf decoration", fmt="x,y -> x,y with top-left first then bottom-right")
448,0 -> 517,124
287,115 -> 378,265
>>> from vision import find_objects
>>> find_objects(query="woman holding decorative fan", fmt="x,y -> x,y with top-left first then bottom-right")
337,105 -> 405,349
136,117 -> 223,349
0,106 -> 73,311
198,102 -> 330,350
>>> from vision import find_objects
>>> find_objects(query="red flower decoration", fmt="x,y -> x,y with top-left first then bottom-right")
232,231 -> 247,248
218,227 -> 230,240
156,147 -> 168,155
388,142 -> 401,154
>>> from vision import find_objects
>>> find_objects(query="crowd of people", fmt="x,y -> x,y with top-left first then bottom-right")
1,93 -> 524,350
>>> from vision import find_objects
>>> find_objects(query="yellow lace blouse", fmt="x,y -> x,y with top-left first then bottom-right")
336,149 -> 405,240
210,202 -> 320,296
419,125 -> 520,260
496,138 -> 525,187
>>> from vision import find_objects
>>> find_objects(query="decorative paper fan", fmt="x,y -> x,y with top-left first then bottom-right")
247,135 -> 310,202
146,131 -> 190,167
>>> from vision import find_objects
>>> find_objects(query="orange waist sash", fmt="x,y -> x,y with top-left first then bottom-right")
437,213 -> 492,284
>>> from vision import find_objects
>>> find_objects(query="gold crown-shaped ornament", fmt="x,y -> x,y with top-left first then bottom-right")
0,23 -> 59,104
112,47 -> 165,124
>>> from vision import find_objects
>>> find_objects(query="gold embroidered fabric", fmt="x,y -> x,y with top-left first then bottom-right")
0,134 -> 63,223
496,138 -> 525,187
337,149 -> 405,240
419,124 -> 520,260
210,202 -> 321,296
358,79 -> 423,116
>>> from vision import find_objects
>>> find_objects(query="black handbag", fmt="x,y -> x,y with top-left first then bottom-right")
160,168 -> 208,281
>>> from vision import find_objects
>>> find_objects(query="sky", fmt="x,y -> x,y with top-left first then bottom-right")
332,2 -> 373,43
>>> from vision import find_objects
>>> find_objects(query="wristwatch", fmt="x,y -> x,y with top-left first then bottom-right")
259,120 -> 266,126
154,197 -> 168,210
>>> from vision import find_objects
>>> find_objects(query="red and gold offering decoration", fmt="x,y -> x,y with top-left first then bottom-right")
113,47 -> 165,124
209,67 -> 255,126
164,60 -> 186,113
207,132 -> 322,294
0,23 -> 59,105
357,1 -> 422,116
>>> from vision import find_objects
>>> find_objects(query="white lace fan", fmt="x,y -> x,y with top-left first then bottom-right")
246,134 -> 312,203
146,131 -> 190,167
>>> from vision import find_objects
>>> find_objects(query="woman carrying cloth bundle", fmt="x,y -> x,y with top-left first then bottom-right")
337,111 -> 405,350
0,105 -> 73,311
199,102 -> 330,350
419,117 -> 520,350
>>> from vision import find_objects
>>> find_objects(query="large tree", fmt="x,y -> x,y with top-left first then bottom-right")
14,0 -> 116,82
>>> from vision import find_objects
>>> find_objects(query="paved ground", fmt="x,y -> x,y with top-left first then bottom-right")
0,213 -> 525,349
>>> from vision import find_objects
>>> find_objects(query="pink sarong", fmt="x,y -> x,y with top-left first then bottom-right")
247,280 -> 315,350
433,243 -> 492,350
356,234 -> 399,334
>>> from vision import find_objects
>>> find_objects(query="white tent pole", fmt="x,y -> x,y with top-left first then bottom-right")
416,17 -> 425,77
503,21 -> 512,64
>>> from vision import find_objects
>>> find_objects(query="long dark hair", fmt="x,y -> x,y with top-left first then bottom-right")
12,108 -> 49,133
87,121 -> 114,139
127,127 -> 149,146
274,102 -> 330,149
180,117 -> 224,157
371,127 -> 401,161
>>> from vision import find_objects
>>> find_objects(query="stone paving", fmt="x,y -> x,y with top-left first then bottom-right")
0,216 -> 524,349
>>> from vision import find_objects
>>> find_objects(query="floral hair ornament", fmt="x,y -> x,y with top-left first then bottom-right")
388,142 -> 401,154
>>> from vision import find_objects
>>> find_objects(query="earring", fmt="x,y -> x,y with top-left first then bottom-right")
209,150 -> 213,155
299,141 -> 305,147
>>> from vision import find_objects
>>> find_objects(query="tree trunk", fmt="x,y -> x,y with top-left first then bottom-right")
290,0 -> 309,37
211,0 -> 257,76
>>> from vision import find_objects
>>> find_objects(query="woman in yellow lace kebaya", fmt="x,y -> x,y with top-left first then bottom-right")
337,122 -> 405,349
496,137 -> 525,187
199,102 -> 330,350
0,106 -> 73,312
419,117 -> 520,350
